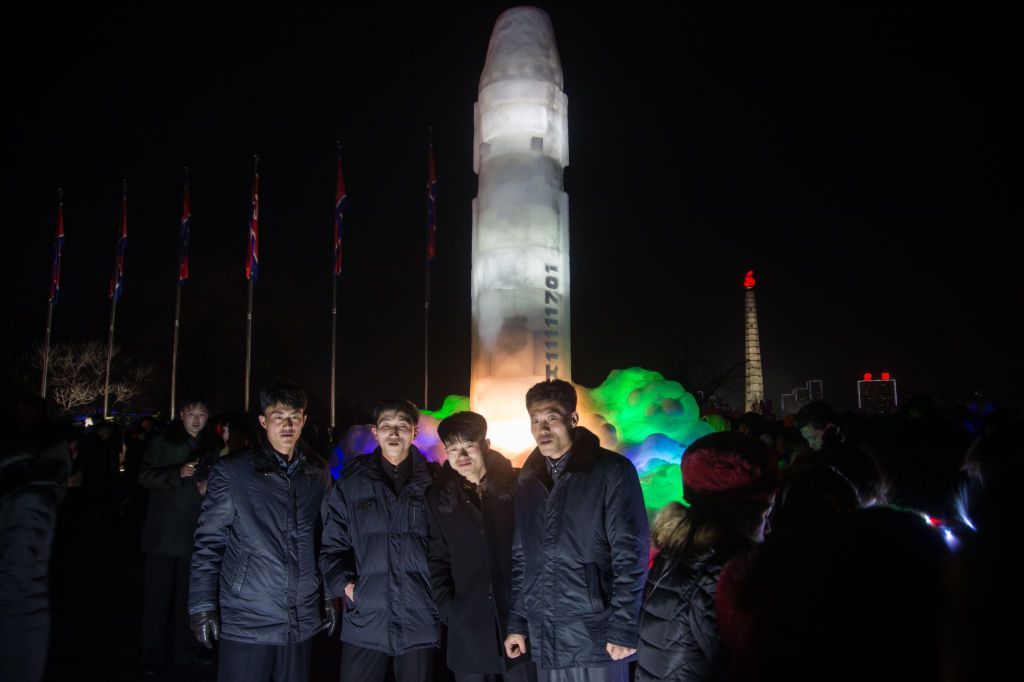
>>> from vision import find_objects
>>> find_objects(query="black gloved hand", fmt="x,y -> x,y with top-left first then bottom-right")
189,610 -> 220,649
324,599 -> 339,637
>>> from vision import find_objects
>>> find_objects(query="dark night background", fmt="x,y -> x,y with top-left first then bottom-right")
3,3 -> 1019,423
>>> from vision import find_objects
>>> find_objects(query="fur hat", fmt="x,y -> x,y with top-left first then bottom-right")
682,431 -> 781,502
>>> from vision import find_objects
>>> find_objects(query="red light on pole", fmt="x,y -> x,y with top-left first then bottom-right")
863,373 -> 873,381
744,270 -> 756,288
881,372 -> 891,381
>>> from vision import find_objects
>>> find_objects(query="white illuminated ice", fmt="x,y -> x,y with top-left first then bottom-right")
471,7 -> 571,457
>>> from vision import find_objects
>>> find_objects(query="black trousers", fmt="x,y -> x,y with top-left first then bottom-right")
217,637 -> 313,682
141,553 -> 197,666
340,642 -> 434,682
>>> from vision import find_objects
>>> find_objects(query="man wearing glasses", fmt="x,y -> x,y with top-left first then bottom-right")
321,398 -> 439,681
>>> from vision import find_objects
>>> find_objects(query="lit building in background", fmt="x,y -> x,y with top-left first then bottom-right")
807,379 -> 823,401
857,372 -> 898,415
780,379 -> 823,414
744,270 -> 765,412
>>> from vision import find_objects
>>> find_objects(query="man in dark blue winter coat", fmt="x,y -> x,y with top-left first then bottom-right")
504,380 -> 650,682
188,381 -> 335,682
321,398 -> 439,682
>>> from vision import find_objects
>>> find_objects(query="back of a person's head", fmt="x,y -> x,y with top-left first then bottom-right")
737,412 -> 767,437
814,442 -> 889,506
659,432 -> 781,559
740,506 -> 948,682
683,431 -> 781,503
960,420 -> 1024,536
768,463 -> 861,545
794,401 -> 839,430
823,508 -> 948,675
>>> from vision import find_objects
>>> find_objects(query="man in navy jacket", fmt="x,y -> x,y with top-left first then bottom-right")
188,381 -> 334,682
504,380 -> 649,681
321,398 -> 439,682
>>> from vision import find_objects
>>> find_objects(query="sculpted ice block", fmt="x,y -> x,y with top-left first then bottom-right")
470,7 -> 571,455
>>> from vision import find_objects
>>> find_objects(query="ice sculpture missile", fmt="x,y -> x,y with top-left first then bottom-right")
470,7 -> 571,456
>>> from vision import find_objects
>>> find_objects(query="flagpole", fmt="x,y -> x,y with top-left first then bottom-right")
41,188 -> 60,398
423,131 -> 435,410
424,257 -> 430,410
170,168 -> 188,420
41,300 -> 53,398
103,180 -> 126,420
330,144 -> 339,435
170,284 -> 182,420
244,276 -> 254,411
243,155 -> 258,412
103,294 -> 118,419
330,269 -> 338,433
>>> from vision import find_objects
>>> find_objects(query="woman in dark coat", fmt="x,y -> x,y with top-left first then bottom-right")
637,432 -> 780,682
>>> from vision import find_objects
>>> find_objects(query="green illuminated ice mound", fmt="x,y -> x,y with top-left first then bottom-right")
639,462 -> 688,512
422,395 -> 471,421
585,367 -> 713,450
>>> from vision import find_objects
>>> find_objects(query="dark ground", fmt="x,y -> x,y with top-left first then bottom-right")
43,489 -> 454,682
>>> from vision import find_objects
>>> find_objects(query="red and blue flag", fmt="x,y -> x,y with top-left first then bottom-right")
179,174 -> 191,284
109,186 -> 127,302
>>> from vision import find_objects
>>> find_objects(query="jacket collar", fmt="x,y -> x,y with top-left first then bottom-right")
250,437 -> 324,476
520,426 -> 602,482
436,449 -> 516,513
348,445 -> 434,490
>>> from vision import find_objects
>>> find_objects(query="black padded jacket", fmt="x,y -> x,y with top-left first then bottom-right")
188,442 -> 331,645
320,447 -> 440,655
637,551 -> 728,682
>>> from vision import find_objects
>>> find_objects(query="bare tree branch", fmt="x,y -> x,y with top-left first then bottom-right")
11,341 -> 158,415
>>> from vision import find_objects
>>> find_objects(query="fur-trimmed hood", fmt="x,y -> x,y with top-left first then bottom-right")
651,501 -> 690,554
435,449 -> 516,513
651,499 -> 753,562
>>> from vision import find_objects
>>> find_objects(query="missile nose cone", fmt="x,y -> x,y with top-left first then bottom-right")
480,6 -> 563,91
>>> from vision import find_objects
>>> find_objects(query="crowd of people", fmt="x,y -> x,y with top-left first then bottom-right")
1,379 -> 1013,681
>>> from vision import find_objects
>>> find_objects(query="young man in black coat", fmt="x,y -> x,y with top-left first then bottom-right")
321,398 -> 439,682
504,380 -> 650,682
188,381 -> 335,682
426,412 -> 537,682
138,394 -> 219,672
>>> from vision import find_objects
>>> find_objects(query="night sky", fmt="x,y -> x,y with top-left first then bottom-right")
4,4 -> 1019,423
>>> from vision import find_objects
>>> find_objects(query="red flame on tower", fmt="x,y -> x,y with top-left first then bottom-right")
744,270 -> 756,288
